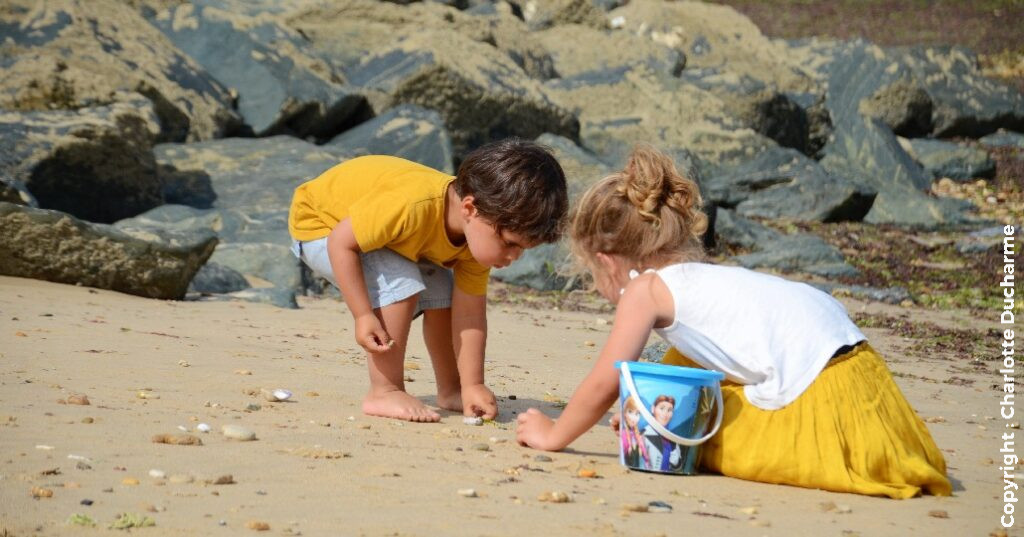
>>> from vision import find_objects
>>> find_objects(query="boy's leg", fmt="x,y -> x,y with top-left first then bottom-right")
362,295 -> 441,422
416,262 -> 462,413
422,308 -> 462,412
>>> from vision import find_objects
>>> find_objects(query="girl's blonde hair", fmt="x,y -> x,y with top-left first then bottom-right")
570,145 -> 707,272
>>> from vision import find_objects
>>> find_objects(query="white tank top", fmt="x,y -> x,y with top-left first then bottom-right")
649,263 -> 865,410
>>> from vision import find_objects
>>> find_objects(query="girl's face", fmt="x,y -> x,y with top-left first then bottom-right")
624,407 -> 640,427
653,401 -> 674,426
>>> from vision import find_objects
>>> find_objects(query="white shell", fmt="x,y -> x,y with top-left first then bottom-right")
148,469 -> 166,479
462,416 -> 483,426
261,388 -> 292,402
196,423 -> 211,433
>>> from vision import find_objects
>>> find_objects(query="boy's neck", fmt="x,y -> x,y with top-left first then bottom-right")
444,183 -> 466,246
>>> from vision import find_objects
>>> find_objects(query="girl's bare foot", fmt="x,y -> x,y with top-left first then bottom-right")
362,390 -> 440,422
436,391 -> 463,413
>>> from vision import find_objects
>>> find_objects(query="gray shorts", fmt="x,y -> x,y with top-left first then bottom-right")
291,238 -> 453,311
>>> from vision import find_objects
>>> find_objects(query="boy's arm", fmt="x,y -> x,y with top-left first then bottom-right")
451,286 -> 497,419
516,279 -> 659,451
326,218 -> 391,353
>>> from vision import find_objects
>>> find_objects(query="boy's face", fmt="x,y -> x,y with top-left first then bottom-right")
461,198 -> 533,269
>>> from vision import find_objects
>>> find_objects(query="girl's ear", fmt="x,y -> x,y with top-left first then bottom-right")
594,252 -> 617,274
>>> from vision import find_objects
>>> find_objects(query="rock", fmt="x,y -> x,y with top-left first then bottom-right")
858,78 -> 933,137
640,341 -> 671,363
928,510 -> 949,519
151,433 -> 203,445
0,202 -> 217,300
121,477 -> 140,485
902,138 -> 996,181
512,0 -> 607,31
457,488 -> 478,497
798,40 -> 977,228
732,234 -> 858,278
222,424 -> 257,441
0,95 -> 163,223
713,209 -> 782,250
327,104 -> 454,174
345,30 -> 578,157
808,282 -> 910,305
705,147 -> 876,223
188,262 -> 250,294
30,487 -> 53,498
0,0 -> 242,142
471,443 -> 490,451
679,70 -> 809,154
895,46 -> 1024,138
607,1 -> 816,93
210,474 -> 235,485
533,455 -> 553,462
534,24 -> 685,78
979,130 -> 1024,149
492,242 -> 573,292
66,394 -> 90,406
245,520 -> 270,531
208,243 -> 301,291
288,0 -> 558,81
577,469 -> 597,478
149,1 -> 367,140
538,491 -> 571,503
647,501 -> 672,513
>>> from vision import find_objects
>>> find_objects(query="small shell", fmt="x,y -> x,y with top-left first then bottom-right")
261,388 -> 292,402
462,416 -> 483,426
148,469 -> 166,479
196,423 -> 211,433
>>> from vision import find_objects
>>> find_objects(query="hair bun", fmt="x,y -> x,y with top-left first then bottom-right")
619,145 -> 703,235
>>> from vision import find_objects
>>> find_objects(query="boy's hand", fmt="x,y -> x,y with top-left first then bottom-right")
355,313 -> 393,354
461,383 -> 497,419
515,408 -> 559,451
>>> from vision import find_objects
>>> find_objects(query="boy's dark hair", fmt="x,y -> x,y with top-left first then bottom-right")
454,138 -> 568,244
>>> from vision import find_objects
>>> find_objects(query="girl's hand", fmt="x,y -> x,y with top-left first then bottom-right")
355,313 -> 392,354
516,408 -> 559,451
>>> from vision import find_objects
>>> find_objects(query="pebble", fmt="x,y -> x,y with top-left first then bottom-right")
196,423 -> 211,433
306,391 -> 319,397
67,394 -> 90,406
235,369 -> 252,375
81,417 -> 94,424
177,425 -> 189,432
538,491 -> 571,503
30,487 -> 53,498
358,424 -> 371,430
457,488 -> 478,498
584,340 -> 596,347
102,487 -> 113,493
76,462 -> 92,470
222,424 -> 257,441
80,499 -> 93,506
245,521 -> 270,531
463,416 -> 483,426
246,403 -> 262,412
122,477 -> 139,486
647,501 -> 672,514
148,469 -> 166,479
211,475 -> 235,485
261,388 -> 292,402
178,360 -> 190,367
152,433 -> 203,446
577,469 -> 598,478
928,510 -> 949,519
740,506 -> 759,516
136,391 -> 160,400
533,455 -> 552,462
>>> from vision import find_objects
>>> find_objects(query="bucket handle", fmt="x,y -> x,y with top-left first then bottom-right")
619,362 -> 724,447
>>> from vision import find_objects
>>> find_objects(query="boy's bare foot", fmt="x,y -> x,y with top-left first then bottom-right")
436,391 -> 463,413
363,390 -> 441,422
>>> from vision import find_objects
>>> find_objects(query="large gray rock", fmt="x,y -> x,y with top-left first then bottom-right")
535,133 -> 611,198
149,1 -> 367,140
979,130 -> 1024,149
901,138 -> 995,181
607,0 -> 818,94
287,0 -> 557,80
0,0 -> 242,142
732,234 -> 858,279
345,30 -> 578,156
0,202 -> 216,299
797,40 -> 977,228
491,242 -> 574,291
543,64 -> 773,170
327,104 -> 454,174
713,209 -> 782,251
534,23 -> 685,78
188,262 -> 249,294
705,147 -> 876,223
895,46 -> 1024,138
208,243 -> 302,292
858,78 -> 934,138
0,94 -> 164,223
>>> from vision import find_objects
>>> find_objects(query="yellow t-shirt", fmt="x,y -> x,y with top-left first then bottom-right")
288,155 -> 490,296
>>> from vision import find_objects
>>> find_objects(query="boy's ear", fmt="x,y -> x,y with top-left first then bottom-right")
460,195 -> 477,218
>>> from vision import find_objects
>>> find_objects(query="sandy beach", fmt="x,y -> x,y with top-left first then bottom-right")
0,275 -> 1007,536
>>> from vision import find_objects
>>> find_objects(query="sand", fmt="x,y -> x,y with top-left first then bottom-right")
0,275 -> 1008,536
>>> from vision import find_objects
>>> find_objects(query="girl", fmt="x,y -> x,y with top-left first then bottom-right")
515,146 -> 952,498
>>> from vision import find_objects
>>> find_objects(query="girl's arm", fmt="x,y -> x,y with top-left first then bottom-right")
516,274 -> 668,451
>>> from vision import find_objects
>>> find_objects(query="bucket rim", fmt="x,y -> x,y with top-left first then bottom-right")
616,360 -> 725,381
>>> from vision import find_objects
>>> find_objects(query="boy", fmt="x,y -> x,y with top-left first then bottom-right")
288,139 -> 568,422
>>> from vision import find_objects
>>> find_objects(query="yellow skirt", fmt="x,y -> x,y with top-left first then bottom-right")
662,343 -> 952,499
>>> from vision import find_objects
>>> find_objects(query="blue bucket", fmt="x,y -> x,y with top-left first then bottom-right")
616,361 -> 725,475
